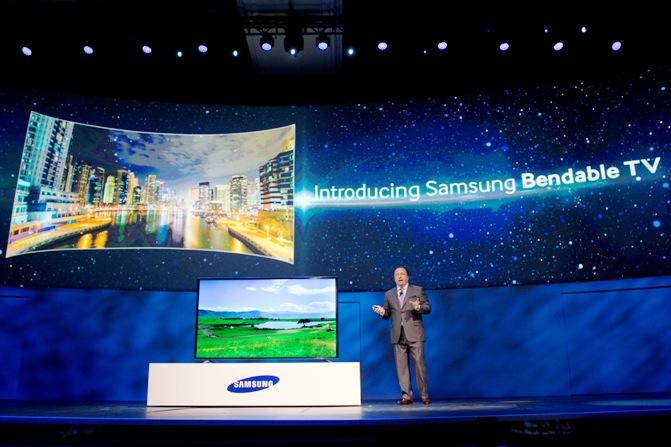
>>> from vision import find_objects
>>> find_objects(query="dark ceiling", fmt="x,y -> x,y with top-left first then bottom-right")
1,0 -> 669,103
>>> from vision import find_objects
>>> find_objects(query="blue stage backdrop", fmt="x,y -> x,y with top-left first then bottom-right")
1,276 -> 671,401
0,66 -> 669,292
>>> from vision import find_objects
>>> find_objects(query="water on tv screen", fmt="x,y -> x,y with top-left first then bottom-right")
195,277 -> 337,359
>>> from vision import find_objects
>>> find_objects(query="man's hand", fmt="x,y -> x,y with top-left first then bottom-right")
411,298 -> 421,311
372,304 -> 385,316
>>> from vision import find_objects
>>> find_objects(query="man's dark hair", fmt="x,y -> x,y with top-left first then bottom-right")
394,266 -> 410,276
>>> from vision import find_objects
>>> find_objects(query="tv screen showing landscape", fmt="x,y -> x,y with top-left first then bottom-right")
195,277 -> 337,359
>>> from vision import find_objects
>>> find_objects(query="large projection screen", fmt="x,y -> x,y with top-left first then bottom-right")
7,112 -> 294,264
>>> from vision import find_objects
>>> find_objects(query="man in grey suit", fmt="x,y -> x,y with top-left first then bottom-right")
372,266 -> 431,405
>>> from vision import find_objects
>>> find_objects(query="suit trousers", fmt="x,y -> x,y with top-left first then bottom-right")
393,326 -> 428,400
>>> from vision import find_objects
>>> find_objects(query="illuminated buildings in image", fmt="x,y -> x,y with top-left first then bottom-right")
259,150 -> 294,210
230,175 -> 249,213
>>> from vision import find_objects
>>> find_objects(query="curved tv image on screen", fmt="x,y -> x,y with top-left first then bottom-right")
6,112 -> 295,264
196,277 -> 337,359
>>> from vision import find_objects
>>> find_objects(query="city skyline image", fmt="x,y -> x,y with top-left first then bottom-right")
6,112 -> 295,263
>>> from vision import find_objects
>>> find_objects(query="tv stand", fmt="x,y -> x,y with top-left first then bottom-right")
147,362 -> 361,406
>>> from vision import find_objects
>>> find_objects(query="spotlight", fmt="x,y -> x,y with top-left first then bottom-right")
611,41 -> 622,51
21,46 -> 32,56
83,45 -> 94,55
232,49 -> 239,57
260,34 -> 274,52
284,30 -> 304,56
316,33 -> 330,51
198,44 -> 208,54
553,42 -> 564,51
176,50 -> 183,58
377,41 -> 388,51
346,47 -> 355,56
499,42 -> 510,52
142,45 -> 152,54
437,41 -> 447,51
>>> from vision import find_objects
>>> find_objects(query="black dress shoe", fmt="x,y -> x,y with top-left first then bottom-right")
397,398 -> 413,405
421,398 -> 431,405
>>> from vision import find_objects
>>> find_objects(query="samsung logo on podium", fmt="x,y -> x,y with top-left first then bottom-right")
227,375 -> 279,393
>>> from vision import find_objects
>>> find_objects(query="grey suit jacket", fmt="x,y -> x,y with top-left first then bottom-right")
381,284 -> 431,344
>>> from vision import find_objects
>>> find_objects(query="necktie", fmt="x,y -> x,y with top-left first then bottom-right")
398,289 -> 405,306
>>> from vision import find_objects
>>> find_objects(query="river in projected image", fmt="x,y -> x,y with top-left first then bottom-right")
46,209 -> 254,254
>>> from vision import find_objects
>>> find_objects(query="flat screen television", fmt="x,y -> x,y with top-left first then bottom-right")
195,277 -> 338,359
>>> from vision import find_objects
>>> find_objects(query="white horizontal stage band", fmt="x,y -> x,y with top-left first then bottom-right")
147,362 -> 361,406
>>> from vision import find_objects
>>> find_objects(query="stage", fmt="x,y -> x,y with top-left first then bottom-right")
2,395 -> 671,446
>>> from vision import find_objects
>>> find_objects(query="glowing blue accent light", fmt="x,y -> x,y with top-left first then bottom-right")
198,45 -> 208,53
377,42 -> 388,51
21,47 -> 32,56
553,42 -> 564,51
499,42 -> 510,51
316,33 -> 330,51
611,41 -> 622,51
142,45 -> 152,54
83,45 -> 93,55
347,47 -> 355,56
260,34 -> 274,51
653,220 -> 661,228
437,41 -> 447,51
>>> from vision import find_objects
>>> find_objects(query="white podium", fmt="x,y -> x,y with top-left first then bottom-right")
147,362 -> 361,406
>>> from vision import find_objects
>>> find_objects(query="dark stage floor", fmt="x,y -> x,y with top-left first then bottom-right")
2,395 -> 671,446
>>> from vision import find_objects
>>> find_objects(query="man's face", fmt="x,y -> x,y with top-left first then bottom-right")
394,268 -> 409,287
